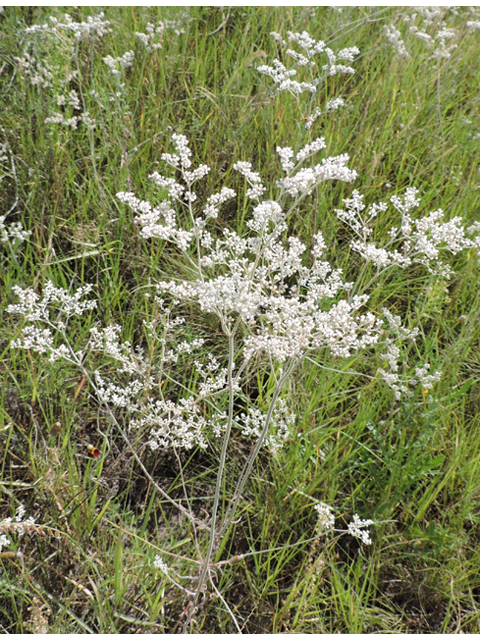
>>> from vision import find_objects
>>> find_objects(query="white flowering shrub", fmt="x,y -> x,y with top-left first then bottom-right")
384,7 -> 480,61
8,129 -> 479,565
135,11 -> 191,51
13,12 -> 112,132
8,133 -> 377,450
13,9 -> 193,135
6,22 -> 480,614
257,30 -> 358,131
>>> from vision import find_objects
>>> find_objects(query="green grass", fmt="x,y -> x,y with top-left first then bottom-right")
1,5 -> 480,633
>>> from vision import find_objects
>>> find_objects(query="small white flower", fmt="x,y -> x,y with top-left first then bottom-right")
153,554 -> 169,575
314,504 -> 335,533
347,514 -> 374,545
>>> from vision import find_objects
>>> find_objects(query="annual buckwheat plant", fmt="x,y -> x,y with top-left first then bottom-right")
384,7 -> 480,61
8,124 -> 480,613
257,30 -> 359,130
5,12 -> 480,631
14,12 -> 111,133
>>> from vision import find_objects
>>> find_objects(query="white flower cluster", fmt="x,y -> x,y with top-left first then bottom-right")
347,514 -> 374,545
13,52 -> 54,88
134,396 -> 210,451
116,192 -> 193,252
194,354 -> 231,398
258,31 -> 359,97
314,505 -> 374,544
0,142 -> 8,163
136,22 -> 165,51
276,138 -> 354,193
153,554 -> 169,575
325,97 -> 345,113
0,533 -> 9,554
7,281 -> 96,323
238,398 -> 295,455
118,136 -> 233,251
384,8 -> 476,61
414,364 -> 442,390
93,370 -> 149,412
322,46 -> 360,76
277,153 -> 357,197
139,10 -> 191,50
336,188 -> 479,277
165,337 -> 204,363
384,24 -> 410,58
274,139 -> 357,198
376,309 -> 441,399
103,51 -> 135,78
7,282 -> 97,363
233,161 -> 265,201
314,503 -> 335,533
257,58 -> 317,95
6,282 -> 219,451
304,98 -> 345,131
44,111 -> 96,131
56,89 -> 81,110
204,187 -> 236,220
119,135 -> 379,369
135,13 -> 190,52
246,200 -> 284,232
24,12 -> 111,40
0,504 -> 36,552
1,216 -> 32,245
16,15 -> 106,131
244,293 -> 380,363
408,22 -> 457,60
89,324 -> 148,377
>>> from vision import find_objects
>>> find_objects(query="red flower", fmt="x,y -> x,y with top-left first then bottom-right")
86,444 -> 100,458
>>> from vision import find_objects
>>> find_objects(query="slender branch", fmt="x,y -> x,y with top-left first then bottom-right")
220,357 -> 297,537
191,330 -> 236,607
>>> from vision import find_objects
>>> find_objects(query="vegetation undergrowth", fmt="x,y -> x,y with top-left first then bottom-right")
1,6 -> 480,633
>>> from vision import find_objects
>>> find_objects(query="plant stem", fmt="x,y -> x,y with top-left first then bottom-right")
219,357 -> 296,537
191,330 -> 237,608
